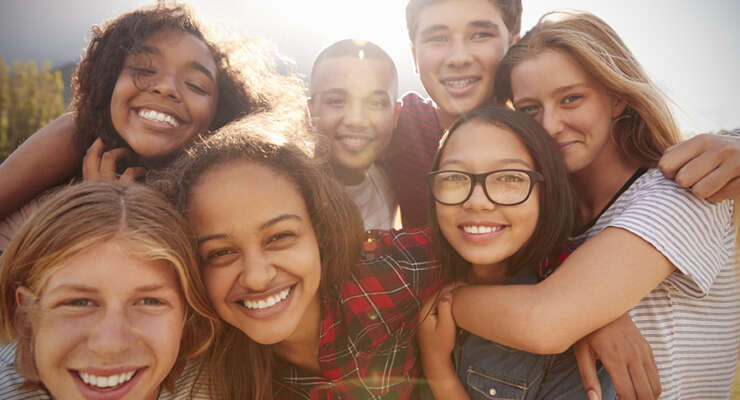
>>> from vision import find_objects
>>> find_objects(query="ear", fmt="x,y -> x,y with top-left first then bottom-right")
393,100 -> 402,129
410,43 -> 419,74
16,286 -> 35,308
611,96 -> 628,118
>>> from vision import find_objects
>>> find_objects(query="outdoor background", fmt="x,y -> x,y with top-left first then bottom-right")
1,1 -> 739,395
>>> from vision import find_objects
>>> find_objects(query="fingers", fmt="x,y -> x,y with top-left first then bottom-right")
119,167 -> 147,183
82,138 -> 105,180
83,139 -> 145,183
574,340 -> 602,400
660,134 -> 740,201
99,147 -> 132,182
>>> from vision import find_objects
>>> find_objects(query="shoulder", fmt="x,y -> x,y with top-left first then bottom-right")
400,91 -> 435,113
0,342 -> 50,399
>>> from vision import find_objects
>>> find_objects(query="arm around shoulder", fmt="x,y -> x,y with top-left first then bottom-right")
0,113 -> 81,219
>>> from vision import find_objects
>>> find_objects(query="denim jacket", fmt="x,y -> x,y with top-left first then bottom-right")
452,265 -> 615,400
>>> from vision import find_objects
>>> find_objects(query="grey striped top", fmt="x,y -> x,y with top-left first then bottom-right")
570,168 -> 739,399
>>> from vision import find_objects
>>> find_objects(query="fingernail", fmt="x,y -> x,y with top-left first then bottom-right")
588,390 -> 599,400
440,292 -> 451,302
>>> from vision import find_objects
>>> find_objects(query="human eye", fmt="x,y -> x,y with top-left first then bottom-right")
515,104 -> 540,116
186,81 -> 209,95
62,298 -> 95,307
562,94 -> 582,105
497,173 -> 526,183
323,95 -> 345,108
471,31 -> 495,40
366,96 -> 389,110
267,231 -> 297,246
135,297 -> 166,307
423,33 -> 447,44
128,65 -> 156,75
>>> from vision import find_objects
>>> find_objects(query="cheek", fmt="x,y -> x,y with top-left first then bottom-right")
435,204 -> 458,238
203,268 -> 233,311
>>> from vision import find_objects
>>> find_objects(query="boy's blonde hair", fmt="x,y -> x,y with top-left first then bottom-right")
495,11 -> 682,165
0,182 -> 217,393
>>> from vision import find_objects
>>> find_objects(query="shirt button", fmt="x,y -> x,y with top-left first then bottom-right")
489,387 -> 497,396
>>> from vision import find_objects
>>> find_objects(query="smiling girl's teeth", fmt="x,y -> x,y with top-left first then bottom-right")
241,287 -> 291,310
79,370 -> 136,389
463,225 -> 503,234
445,78 -> 478,88
137,109 -> 180,127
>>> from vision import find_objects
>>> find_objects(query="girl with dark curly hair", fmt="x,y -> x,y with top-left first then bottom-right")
0,2 -> 304,222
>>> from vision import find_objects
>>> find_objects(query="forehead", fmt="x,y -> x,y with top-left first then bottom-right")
415,0 -> 506,34
511,50 -> 593,95
134,30 -> 217,74
312,56 -> 396,96
188,160 -> 310,233
442,119 -> 533,167
41,239 -> 178,296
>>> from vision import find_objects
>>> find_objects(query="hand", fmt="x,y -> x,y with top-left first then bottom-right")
659,133 -> 740,202
418,290 -> 456,366
83,138 -> 146,183
574,313 -> 660,400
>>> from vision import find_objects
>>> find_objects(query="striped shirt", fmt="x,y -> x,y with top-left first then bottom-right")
383,92 -> 443,229
570,168 -> 740,399
0,342 -> 209,399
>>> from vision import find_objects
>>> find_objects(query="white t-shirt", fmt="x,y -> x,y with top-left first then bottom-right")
570,168 -> 740,399
343,164 -> 399,231
0,342 -> 209,399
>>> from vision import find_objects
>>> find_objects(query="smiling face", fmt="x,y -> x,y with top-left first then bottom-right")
310,56 -> 399,184
26,238 -> 185,400
187,160 -> 322,346
109,29 -> 219,165
435,119 -> 539,283
510,49 -> 626,175
412,0 -> 513,127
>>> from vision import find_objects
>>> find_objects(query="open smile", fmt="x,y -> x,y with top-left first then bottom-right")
336,135 -> 373,152
71,367 -> 146,399
235,284 -> 296,318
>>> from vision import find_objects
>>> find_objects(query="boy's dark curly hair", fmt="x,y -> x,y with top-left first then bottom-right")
72,3 -> 303,156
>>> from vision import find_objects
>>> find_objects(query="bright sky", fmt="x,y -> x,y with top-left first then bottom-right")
1,0 -> 738,135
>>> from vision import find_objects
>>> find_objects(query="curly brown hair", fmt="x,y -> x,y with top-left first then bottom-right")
72,3 -> 305,161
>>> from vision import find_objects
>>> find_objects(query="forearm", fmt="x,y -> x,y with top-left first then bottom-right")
0,113 -> 81,218
421,355 -> 469,400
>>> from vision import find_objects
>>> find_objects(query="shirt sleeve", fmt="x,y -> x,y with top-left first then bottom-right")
0,343 -> 50,400
606,171 -> 735,297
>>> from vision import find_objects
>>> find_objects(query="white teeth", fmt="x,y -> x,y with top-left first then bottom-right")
78,370 -> 136,389
462,225 -> 503,234
241,287 -> 291,310
137,109 -> 180,127
444,78 -> 478,88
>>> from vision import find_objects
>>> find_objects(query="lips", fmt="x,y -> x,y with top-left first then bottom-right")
442,77 -> 481,89
137,108 -> 180,127
336,135 -> 373,152
71,367 -> 146,400
233,284 -> 296,319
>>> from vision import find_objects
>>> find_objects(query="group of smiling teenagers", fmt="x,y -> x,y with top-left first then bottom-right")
0,1 -> 738,399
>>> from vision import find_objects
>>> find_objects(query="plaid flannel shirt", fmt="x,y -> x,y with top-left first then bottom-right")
272,228 -> 442,399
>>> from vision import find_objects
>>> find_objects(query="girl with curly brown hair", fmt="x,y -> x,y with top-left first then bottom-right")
0,2 -> 304,225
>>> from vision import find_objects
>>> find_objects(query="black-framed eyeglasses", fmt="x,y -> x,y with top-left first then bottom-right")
427,169 -> 544,206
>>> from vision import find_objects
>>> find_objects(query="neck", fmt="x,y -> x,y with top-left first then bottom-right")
272,294 -> 322,374
468,261 -> 510,285
435,107 -> 459,132
571,148 -> 643,224
333,163 -> 369,186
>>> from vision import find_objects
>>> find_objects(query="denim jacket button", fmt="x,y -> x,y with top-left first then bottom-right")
489,387 -> 497,396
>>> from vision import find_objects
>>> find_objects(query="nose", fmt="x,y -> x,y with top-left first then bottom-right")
446,37 -> 473,68
342,99 -> 369,130
237,252 -> 278,292
149,73 -> 181,102
462,181 -> 495,211
87,309 -> 135,358
540,107 -> 564,137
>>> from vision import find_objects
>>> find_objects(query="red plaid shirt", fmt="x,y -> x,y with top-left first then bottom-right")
272,228 -> 442,399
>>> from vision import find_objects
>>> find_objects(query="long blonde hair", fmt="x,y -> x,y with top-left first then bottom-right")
495,10 -> 682,165
0,182 -> 218,393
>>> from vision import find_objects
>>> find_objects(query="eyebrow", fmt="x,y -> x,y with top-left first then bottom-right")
440,157 -> 533,169
139,45 -> 215,83
197,214 -> 303,245
469,20 -> 500,30
419,24 -> 448,37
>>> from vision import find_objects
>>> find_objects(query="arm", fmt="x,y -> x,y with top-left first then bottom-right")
417,291 -> 470,400
0,113 -> 81,219
451,226 -> 676,354
659,131 -> 740,202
